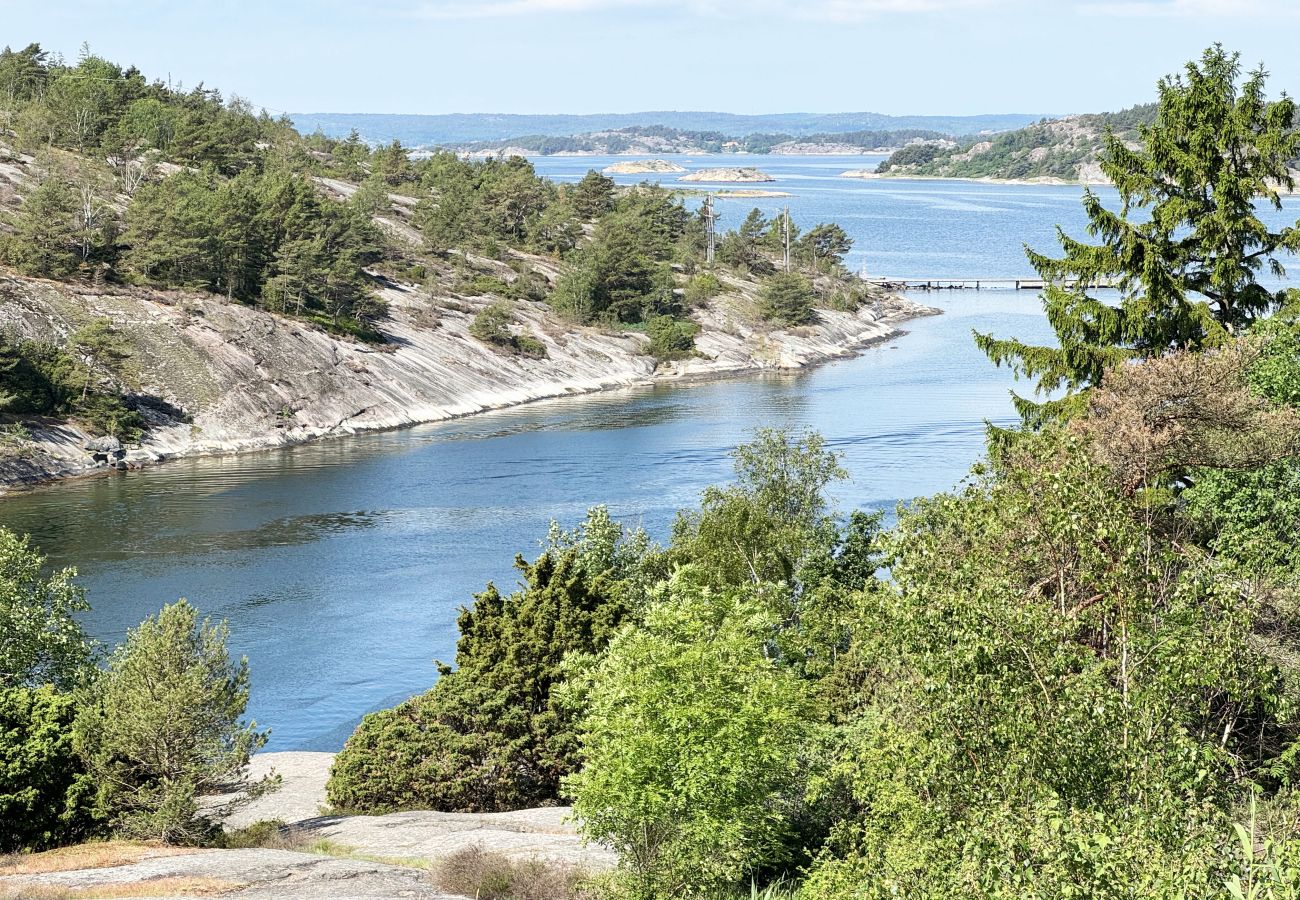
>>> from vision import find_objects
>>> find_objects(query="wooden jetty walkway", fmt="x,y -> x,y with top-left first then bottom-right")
864,277 -> 1119,291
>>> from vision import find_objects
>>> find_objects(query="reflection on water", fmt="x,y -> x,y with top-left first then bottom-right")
4,158 -> 1298,750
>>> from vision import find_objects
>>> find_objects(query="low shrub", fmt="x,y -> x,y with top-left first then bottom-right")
645,316 -> 699,361
469,302 -> 548,358
684,273 -> 723,306
758,273 -> 816,326
436,845 -> 588,900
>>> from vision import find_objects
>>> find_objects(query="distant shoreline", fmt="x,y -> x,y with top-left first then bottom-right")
840,170 -> 1110,188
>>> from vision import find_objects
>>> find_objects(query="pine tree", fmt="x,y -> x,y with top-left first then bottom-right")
1,172 -> 82,278
976,45 -> 1300,425
73,600 -> 274,843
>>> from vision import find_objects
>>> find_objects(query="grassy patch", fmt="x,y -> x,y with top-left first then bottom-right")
0,877 -> 241,898
0,842 -> 193,876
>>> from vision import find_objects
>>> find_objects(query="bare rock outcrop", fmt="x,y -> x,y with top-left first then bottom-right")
679,167 -> 775,183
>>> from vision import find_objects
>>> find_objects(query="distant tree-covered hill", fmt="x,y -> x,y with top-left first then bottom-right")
875,104 -> 1158,182
450,125 -> 954,156
290,110 -> 1048,147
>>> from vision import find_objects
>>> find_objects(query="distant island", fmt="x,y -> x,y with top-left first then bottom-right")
291,110 -> 1048,146
603,159 -> 687,174
871,105 -> 1157,183
444,125 -> 961,157
680,167 -> 775,183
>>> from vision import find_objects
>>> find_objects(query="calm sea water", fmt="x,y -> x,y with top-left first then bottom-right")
4,156 -> 1297,749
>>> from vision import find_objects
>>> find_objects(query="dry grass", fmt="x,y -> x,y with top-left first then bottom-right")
435,845 -> 589,900
0,877 -> 241,899
0,843 -> 195,877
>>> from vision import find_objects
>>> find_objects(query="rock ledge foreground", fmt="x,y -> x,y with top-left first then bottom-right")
1,752 -> 613,900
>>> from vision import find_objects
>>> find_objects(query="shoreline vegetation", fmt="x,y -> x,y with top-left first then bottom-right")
0,43 -> 931,491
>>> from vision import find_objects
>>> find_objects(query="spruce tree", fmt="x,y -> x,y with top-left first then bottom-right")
976,45 -> 1300,425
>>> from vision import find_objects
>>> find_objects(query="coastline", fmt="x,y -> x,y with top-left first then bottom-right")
0,274 -> 937,492
841,170 -> 1111,188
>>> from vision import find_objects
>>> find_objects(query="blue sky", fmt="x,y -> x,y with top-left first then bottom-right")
1,0 -> 1296,116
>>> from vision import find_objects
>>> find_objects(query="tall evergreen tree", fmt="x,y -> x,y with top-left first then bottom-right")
976,45 -> 1300,425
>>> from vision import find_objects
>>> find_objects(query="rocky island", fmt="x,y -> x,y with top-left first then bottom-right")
602,159 -> 686,174
679,166 -> 775,183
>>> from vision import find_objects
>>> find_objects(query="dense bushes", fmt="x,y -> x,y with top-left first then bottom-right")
645,316 -> 699,361
0,686 -> 98,852
328,508 -> 658,813
758,272 -> 816,326
569,570 -> 816,897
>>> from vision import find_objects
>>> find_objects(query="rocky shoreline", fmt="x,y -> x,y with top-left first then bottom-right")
0,272 -> 937,491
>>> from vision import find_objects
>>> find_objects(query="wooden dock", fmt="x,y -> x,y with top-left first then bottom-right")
864,277 -> 1119,292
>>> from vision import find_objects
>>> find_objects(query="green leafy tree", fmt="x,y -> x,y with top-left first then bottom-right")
568,568 -> 816,898
671,428 -> 845,590
0,529 -> 93,691
73,599 -> 274,843
977,46 -> 1300,425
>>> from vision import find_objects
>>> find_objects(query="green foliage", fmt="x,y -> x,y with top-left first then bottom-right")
718,208 -> 777,275
571,169 -> 616,220
976,46 -> 1300,425
1,170 -> 82,278
758,273 -> 816,326
1182,317 -> 1300,576
0,528 -> 93,691
567,569 -> 817,898
874,141 -> 944,172
671,428 -> 845,590
73,599 -> 272,844
800,431 -> 1298,898
797,224 -> 852,274
550,191 -> 687,324
1185,460 -> 1300,576
328,508 -> 657,814
415,152 -> 556,251
469,301 -> 548,358
684,272 -> 723,306
0,326 -> 144,438
645,316 -> 699,361
123,165 -> 385,331
0,685 -> 99,852
876,106 -> 1156,180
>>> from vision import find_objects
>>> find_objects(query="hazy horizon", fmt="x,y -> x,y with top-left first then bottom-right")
5,1 -> 1298,118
